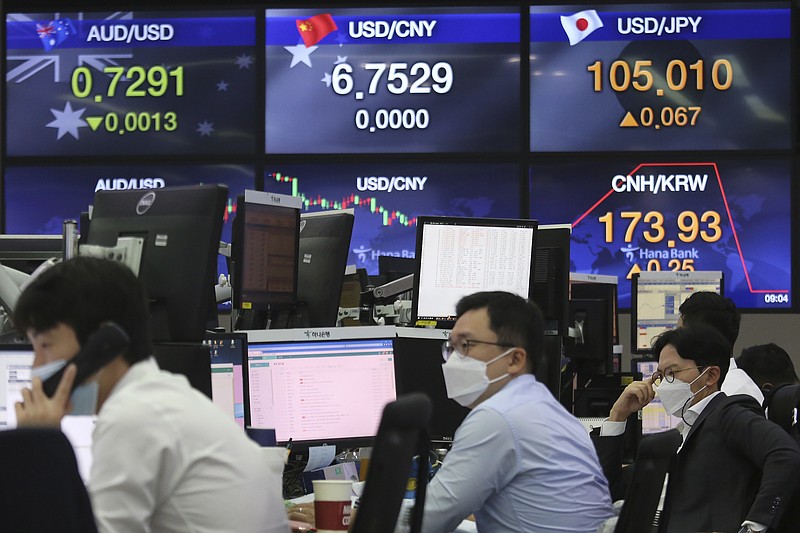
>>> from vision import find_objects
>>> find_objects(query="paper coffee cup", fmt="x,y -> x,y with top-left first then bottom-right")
313,479 -> 353,533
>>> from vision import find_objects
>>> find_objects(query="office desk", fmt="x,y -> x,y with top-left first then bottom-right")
287,493 -> 477,533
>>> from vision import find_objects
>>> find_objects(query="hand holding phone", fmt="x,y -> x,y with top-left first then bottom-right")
15,364 -> 78,428
41,322 -> 131,397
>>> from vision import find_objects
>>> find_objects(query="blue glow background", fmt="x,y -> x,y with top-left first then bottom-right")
263,162 -> 521,274
530,157 -> 792,310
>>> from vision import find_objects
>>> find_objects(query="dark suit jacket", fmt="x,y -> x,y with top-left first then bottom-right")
592,393 -> 800,533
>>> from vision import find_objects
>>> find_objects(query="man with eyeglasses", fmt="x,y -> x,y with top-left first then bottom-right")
420,291 -> 613,533
593,325 -> 800,533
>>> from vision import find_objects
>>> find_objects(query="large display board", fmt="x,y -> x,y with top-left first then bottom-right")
530,157 -> 791,310
6,10 -> 258,155
530,3 -> 791,151
263,162 -> 521,274
265,7 -> 520,153
2,2 -> 795,312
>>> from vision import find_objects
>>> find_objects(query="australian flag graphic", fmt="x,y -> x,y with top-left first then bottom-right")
36,18 -> 76,51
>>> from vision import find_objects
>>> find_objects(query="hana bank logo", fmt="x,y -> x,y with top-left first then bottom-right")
353,246 -> 372,263
352,246 -> 415,263
621,245 -> 640,264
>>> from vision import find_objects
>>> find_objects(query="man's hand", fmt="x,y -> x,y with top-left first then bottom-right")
15,364 -> 76,427
608,376 -> 656,422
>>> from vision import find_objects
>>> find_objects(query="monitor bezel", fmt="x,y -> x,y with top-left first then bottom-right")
203,331 -> 249,428
296,208 -> 355,327
410,215 -> 538,329
242,326 -> 398,452
231,190 -> 301,312
85,184 -> 227,343
630,271 -> 725,355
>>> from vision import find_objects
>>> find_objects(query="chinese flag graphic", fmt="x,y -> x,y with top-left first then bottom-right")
296,13 -> 337,47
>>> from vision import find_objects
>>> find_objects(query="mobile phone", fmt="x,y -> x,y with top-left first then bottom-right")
41,322 -> 131,397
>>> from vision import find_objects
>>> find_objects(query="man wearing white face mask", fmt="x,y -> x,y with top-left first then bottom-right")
593,325 -> 800,533
13,257 -> 289,533
421,291 -> 613,533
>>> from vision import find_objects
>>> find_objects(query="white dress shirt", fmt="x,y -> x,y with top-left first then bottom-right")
422,374 -> 613,533
721,357 -> 765,405
89,358 -> 289,533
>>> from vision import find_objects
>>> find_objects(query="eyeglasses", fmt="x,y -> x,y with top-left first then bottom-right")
441,338 -> 513,361
651,366 -> 706,385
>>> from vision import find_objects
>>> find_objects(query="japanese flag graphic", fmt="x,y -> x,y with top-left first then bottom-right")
560,10 -> 603,46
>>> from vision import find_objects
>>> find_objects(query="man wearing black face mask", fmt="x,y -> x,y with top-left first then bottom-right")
420,291 -> 613,533
737,343 -> 800,394
593,325 -> 800,533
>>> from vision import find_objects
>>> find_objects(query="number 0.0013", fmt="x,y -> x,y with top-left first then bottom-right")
101,111 -> 178,132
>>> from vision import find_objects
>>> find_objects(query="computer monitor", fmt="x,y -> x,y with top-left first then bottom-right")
531,224 -> 571,337
570,273 -> 619,345
378,256 -> 416,283
203,332 -> 248,429
0,235 -> 62,275
152,343 -> 212,399
296,209 -> 355,327
411,216 -> 537,328
231,190 -> 301,312
631,271 -> 724,354
573,372 -> 642,463
0,345 -> 97,482
85,184 -> 227,342
0,345 -> 34,429
565,298 -> 614,376
245,326 -> 397,450
631,358 -> 682,435
393,327 -> 469,445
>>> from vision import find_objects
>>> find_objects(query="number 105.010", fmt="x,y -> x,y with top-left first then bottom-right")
587,59 -> 732,92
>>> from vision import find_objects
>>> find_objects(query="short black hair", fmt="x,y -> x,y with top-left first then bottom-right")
678,291 -> 740,346
13,256 -> 153,365
651,324 -> 731,387
737,343 -> 799,389
455,291 -> 544,374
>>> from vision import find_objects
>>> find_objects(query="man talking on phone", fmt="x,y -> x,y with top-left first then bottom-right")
14,256 -> 289,533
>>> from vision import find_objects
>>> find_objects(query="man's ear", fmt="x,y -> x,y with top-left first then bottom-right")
704,365 -> 721,388
508,348 -> 528,374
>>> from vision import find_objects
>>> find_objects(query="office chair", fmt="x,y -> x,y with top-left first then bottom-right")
614,429 -> 681,533
0,427 -> 98,533
349,392 -> 432,533
765,384 -> 800,438
763,384 -> 800,533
